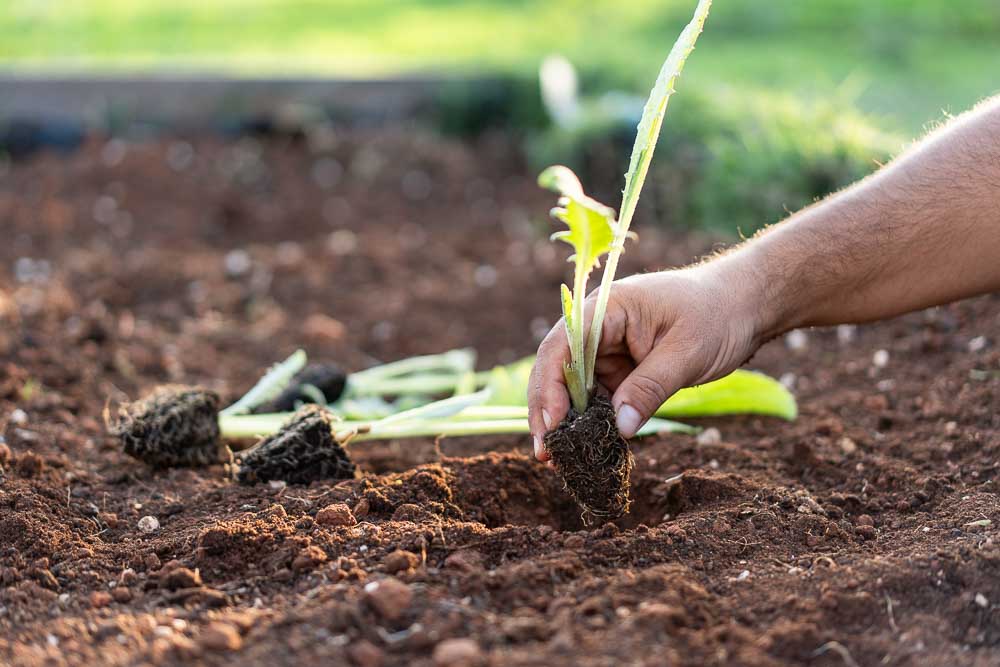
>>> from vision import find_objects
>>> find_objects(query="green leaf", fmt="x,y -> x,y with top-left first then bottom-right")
481,357 -> 534,406
637,417 -> 701,436
655,369 -> 798,420
539,166 -> 616,275
619,0 -> 713,230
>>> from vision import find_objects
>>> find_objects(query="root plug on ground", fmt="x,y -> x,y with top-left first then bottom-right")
235,406 -> 356,485
544,395 -> 634,523
253,363 -> 348,413
109,386 -> 224,467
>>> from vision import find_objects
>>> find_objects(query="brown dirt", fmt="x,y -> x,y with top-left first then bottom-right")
0,130 -> 998,666
545,395 -> 633,524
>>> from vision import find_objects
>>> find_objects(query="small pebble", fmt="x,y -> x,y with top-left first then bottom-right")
200,622 -> 242,652
347,639 -> 384,667
696,427 -> 721,446
836,324 -> 857,344
292,546 -> 328,572
838,437 -> 857,455
364,578 -> 413,621
785,330 -> 808,351
432,638 -> 483,667
968,336 -> 987,353
872,349 -> 890,368
137,516 -> 160,533
111,587 -> 132,603
89,591 -> 112,608
316,503 -> 356,527
383,550 -> 420,574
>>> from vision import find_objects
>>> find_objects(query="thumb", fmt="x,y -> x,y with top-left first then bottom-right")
611,346 -> 691,438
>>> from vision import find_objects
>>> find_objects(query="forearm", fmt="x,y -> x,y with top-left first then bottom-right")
725,96 -> 1000,340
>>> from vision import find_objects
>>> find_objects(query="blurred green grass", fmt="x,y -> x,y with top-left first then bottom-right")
2,0 -> 999,133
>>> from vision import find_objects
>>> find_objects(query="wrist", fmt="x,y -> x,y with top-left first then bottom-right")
705,242 -> 797,348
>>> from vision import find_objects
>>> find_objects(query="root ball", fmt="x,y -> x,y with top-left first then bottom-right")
235,406 -> 356,485
110,386 -> 222,467
544,395 -> 633,524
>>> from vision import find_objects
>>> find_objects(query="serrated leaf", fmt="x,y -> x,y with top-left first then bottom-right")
655,369 -> 798,420
620,0 -> 712,226
539,166 -> 616,272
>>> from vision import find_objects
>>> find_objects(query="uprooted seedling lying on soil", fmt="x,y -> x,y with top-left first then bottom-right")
234,406 -> 356,485
539,0 -> 712,521
107,385 -> 225,467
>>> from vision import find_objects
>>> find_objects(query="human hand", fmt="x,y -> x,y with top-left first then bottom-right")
527,263 -> 768,460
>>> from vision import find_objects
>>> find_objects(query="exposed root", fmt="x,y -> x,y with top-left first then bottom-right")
544,395 -> 633,524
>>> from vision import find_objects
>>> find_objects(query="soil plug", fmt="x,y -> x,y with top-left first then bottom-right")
109,386 -> 225,467
235,406 -> 356,485
537,0 -> 712,520
544,395 -> 633,522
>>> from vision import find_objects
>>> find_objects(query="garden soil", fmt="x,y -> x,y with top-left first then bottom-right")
0,130 -> 997,666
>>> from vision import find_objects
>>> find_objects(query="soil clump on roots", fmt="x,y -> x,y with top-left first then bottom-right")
110,386 -> 223,467
544,395 -> 634,523
235,406 -> 356,485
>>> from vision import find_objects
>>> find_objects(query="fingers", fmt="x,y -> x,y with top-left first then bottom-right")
611,345 -> 694,438
527,323 -> 572,461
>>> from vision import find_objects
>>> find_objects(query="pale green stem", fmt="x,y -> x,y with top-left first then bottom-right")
584,0 -> 712,393
344,370 -> 491,398
567,253 -> 590,412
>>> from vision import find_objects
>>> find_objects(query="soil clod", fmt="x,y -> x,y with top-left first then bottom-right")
235,406 -> 356,485
544,395 -> 634,523
254,363 -> 348,413
109,386 -> 223,467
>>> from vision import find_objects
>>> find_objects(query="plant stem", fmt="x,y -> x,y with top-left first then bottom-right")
584,0 -> 712,393
344,370 -> 491,397
567,252 -> 590,412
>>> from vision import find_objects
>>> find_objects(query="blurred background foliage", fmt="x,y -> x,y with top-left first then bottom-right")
2,0 -> 998,232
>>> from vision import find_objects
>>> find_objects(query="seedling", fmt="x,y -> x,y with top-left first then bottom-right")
539,0 -> 713,521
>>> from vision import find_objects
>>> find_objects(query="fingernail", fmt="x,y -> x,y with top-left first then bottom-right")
533,435 -> 542,459
616,404 -> 643,438
542,409 -> 554,431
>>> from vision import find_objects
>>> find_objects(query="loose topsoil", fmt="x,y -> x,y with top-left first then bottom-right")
0,130 -> 997,667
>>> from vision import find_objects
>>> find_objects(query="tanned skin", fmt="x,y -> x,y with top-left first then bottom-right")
529,96 -> 1000,459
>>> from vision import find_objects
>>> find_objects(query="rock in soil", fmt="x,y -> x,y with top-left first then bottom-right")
383,549 -> 420,574
364,577 -> 413,621
432,638 -> 483,667
544,395 -> 633,523
109,386 -> 223,467
235,406 -> 356,485
200,622 -> 242,652
315,503 -> 357,527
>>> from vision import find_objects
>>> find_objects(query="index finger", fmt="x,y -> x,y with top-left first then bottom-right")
527,320 -> 571,461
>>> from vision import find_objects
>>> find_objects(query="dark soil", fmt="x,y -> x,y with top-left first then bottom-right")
0,130 -> 998,667
110,386 -> 223,467
545,395 -> 633,524
235,406 -> 356,485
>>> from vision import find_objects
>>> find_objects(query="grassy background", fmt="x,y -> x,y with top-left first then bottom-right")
2,0 -> 999,133
2,0 -> 998,232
